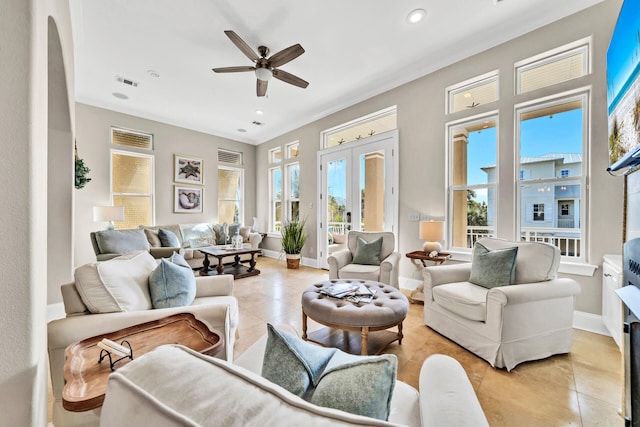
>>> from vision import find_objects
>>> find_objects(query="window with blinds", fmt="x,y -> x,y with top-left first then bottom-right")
111,150 -> 154,229
446,71 -> 499,114
515,38 -> 590,94
218,149 -> 243,165
218,166 -> 243,224
111,127 -> 153,149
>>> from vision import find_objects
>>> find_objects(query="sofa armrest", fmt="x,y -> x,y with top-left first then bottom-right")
327,249 -> 352,278
195,275 -> 234,298
247,232 -> 262,249
149,247 -> 184,259
489,278 -> 581,305
419,354 -> 489,427
423,263 -> 472,287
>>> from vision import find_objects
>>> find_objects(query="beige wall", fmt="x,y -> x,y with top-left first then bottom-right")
72,103 -> 258,269
257,0 -> 624,315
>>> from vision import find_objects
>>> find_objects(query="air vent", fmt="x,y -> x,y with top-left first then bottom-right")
252,121 -> 265,126
218,149 -> 242,165
116,76 -> 139,87
111,127 -> 153,149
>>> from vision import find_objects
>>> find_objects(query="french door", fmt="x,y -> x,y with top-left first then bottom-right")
317,130 -> 398,269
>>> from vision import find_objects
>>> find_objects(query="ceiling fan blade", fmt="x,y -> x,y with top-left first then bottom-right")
224,30 -> 259,62
212,66 -> 255,73
268,44 -> 305,68
272,69 -> 309,89
257,79 -> 268,97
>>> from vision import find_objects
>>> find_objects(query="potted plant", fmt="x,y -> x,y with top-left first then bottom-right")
280,217 -> 307,269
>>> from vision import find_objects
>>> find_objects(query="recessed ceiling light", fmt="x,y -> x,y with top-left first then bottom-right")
112,92 -> 129,100
407,9 -> 426,24
256,110 -> 264,115
237,128 -> 247,133
147,70 -> 160,78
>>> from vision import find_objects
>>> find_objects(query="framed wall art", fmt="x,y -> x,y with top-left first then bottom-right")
174,154 -> 204,185
174,185 -> 203,213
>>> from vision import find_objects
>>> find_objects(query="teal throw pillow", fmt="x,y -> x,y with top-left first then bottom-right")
468,242 -> 518,288
352,236 -> 383,266
261,324 -> 397,420
158,228 -> 180,248
149,252 -> 196,309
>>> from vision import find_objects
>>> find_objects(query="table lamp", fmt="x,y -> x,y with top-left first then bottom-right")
419,220 -> 444,253
93,206 -> 125,230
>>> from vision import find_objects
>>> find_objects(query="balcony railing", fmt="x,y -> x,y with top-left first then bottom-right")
466,226 -> 581,260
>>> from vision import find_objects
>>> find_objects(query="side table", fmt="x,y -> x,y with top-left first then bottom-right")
405,251 -> 450,303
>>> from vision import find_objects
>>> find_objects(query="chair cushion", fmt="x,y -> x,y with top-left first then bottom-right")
352,236 -> 383,265
148,253 -> 196,309
432,282 -> 489,322
262,324 -> 397,420
158,228 -> 180,248
94,228 -> 150,254
338,264 -> 381,282
468,242 -> 518,288
74,251 -> 157,313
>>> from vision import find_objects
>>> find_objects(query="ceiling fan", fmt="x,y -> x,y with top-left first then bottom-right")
212,30 -> 309,97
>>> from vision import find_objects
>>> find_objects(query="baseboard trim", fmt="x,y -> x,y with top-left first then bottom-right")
260,250 -> 319,269
399,276 -> 421,292
573,310 -> 609,336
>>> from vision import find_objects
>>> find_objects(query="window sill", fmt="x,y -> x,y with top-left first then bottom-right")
447,250 -> 598,276
266,232 -> 280,239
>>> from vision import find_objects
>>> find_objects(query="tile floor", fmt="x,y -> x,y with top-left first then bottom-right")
234,256 -> 625,427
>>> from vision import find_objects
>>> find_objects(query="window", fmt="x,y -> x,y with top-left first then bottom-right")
217,166 -> 243,224
322,106 -> 397,148
515,38 -> 590,94
447,114 -> 498,250
269,167 -> 282,232
286,142 -> 299,159
111,149 -> 154,229
517,92 -> 587,260
269,147 -> 282,163
111,126 -> 153,149
446,71 -> 499,114
286,163 -> 300,221
533,204 -> 545,221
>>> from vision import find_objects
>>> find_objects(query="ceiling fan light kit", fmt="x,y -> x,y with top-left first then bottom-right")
212,30 -> 308,97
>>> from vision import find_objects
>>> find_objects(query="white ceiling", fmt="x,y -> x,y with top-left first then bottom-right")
70,0 -> 603,145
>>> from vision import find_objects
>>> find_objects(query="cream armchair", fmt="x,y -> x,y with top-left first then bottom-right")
328,231 -> 400,288
423,237 -> 581,371
47,274 -> 238,427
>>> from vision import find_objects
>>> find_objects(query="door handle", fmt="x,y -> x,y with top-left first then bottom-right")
346,212 -> 351,230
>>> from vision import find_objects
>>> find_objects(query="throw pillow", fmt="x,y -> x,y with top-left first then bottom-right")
149,252 -> 196,309
94,228 -> 150,254
188,236 -> 215,248
74,251 -> 157,313
352,236 -> 383,266
180,223 -> 215,249
468,242 -> 518,288
261,324 -> 397,420
158,228 -> 180,248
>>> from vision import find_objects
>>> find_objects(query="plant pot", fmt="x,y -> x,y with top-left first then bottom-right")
286,253 -> 301,269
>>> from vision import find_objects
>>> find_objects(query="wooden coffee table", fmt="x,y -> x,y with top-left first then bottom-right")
198,246 -> 261,279
62,313 -> 222,412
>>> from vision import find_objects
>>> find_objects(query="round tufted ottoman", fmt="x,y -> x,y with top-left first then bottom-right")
301,280 -> 408,355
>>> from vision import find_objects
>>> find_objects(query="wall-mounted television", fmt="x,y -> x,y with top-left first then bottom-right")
607,0 -> 640,172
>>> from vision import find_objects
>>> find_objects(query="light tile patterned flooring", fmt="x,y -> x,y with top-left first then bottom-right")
235,257 -> 624,427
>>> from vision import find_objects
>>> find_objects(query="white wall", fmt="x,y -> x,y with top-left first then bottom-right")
257,0 -> 624,315
0,0 -> 75,424
72,104 -> 258,270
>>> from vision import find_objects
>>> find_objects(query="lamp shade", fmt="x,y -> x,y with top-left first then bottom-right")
419,220 -> 444,241
93,206 -> 125,222
255,67 -> 272,81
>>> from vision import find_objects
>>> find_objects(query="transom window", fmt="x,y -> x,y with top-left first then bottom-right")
446,71 -> 499,114
322,106 -> 397,148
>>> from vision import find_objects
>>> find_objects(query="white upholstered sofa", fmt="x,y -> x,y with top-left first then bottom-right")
100,325 -> 489,426
423,237 -> 581,371
47,252 -> 239,427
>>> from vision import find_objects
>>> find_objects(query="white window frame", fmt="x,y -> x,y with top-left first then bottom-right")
515,89 -> 589,263
110,148 -> 155,227
269,166 -> 282,233
269,147 -> 282,164
445,70 -> 499,114
286,141 -> 299,159
217,165 -> 244,224
321,105 -> 397,149
285,162 -> 300,222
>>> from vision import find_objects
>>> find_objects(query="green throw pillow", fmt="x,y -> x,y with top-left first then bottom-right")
261,323 -> 397,420
352,236 -> 383,266
158,228 -> 180,248
468,242 -> 518,288
148,252 -> 196,309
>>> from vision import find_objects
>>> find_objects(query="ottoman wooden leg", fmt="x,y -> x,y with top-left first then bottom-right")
361,326 -> 369,356
398,322 -> 404,345
302,311 -> 308,341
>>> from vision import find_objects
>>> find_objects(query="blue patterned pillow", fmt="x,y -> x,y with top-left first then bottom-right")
148,252 -> 195,309
468,242 -> 518,288
158,228 -> 180,248
261,324 -> 397,420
